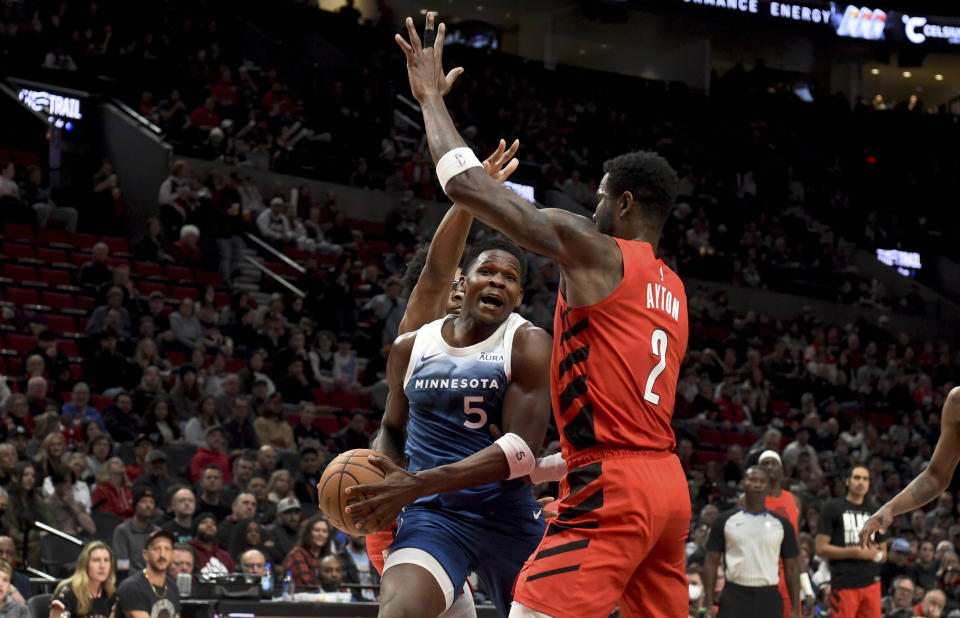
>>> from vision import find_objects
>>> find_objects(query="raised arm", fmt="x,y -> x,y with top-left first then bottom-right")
861,387 -> 960,547
347,325 -> 553,530
370,332 -> 415,464
399,138 -> 520,335
395,15 -> 615,271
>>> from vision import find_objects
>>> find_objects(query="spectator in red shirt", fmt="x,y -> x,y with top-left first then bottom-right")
714,379 -> 746,424
189,97 -> 220,130
914,589 -> 945,618
210,69 -> 239,106
189,512 -> 236,577
189,425 -> 231,483
170,224 -> 203,268
91,456 -> 134,518
261,82 -> 295,116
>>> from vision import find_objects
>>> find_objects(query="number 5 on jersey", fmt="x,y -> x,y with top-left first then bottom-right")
644,329 -> 668,405
463,396 -> 487,428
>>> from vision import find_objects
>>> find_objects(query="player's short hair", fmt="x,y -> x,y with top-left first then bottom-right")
401,244 -> 469,297
462,236 -> 527,285
601,151 -> 678,230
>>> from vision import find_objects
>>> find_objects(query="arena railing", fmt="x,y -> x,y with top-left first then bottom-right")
242,256 -> 306,299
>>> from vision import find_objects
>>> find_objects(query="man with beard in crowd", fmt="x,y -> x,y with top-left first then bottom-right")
189,513 -> 235,577
264,497 -> 301,564
117,531 -> 181,618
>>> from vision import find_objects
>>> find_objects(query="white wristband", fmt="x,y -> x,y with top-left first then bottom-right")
494,433 -> 535,480
436,147 -> 482,192
528,452 -> 567,484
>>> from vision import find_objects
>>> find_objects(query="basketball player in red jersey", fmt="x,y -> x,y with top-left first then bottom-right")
384,15 -> 692,618
760,450 -> 800,618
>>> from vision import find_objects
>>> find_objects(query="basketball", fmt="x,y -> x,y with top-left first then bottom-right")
317,448 -> 389,535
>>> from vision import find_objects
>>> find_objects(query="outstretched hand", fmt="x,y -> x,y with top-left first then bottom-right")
859,507 -> 893,548
483,139 -> 521,185
395,12 -> 463,103
344,456 -> 425,533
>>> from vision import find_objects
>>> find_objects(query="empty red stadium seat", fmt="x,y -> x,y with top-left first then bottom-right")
5,287 -> 39,305
224,359 -> 246,373
139,281 -> 169,297
315,414 -> 340,434
696,428 -> 725,446
770,400 -> 791,416
694,450 -> 726,466
11,151 -> 38,167
4,264 -> 37,282
57,339 -> 80,357
70,252 -> 90,267
4,357 -> 20,376
38,269 -> 73,287
75,296 -> 95,310
6,334 -> 37,355
312,389 -> 328,405
41,291 -> 75,310
70,364 -> 84,381
91,394 -> 114,410
45,315 -> 76,334
69,232 -> 96,249
105,257 -> 129,269
100,237 -> 130,254
194,270 -> 221,286
165,266 -> 193,281
214,292 -> 229,307
3,224 -> 34,242
284,414 -> 300,427
170,286 -> 198,300
134,261 -> 164,278
37,228 -> 69,246
36,248 -> 70,264
167,351 -> 186,367
4,244 -> 35,261
329,390 -> 360,411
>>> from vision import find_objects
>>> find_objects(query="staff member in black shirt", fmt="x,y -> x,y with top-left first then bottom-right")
816,465 -> 888,618
703,467 -> 800,618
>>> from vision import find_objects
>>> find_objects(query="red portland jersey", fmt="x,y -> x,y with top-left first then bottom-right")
552,238 -> 688,457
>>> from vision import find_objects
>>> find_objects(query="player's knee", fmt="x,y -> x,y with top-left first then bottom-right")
379,598 -> 439,618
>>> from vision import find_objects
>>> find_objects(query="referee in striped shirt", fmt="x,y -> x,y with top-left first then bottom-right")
702,466 -> 800,618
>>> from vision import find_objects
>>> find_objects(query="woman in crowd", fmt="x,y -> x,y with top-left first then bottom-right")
170,365 -> 202,420
43,452 -> 93,513
50,541 -> 117,618
34,432 -> 67,481
48,468 -> 96,538
266,469 -> 293,505
281,514 -> 337,587
140,397 -> 182,446
228,518 -> 267,564
0,445 -> 16,488
0,559 -> 28,618
84,435 -> 113,483
90,457 -> 134,519
5,462 -> 51,567
184,396 -> 219,447
309,331 -> 336,391
237,349 -> 274,395
133,338 -> 170,375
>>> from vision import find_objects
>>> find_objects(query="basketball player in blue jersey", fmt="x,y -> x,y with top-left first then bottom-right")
346,236 -> 553,618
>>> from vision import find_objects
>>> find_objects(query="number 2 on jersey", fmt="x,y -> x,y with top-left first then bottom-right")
644,329 -> 668,405
463,396 -> 487,428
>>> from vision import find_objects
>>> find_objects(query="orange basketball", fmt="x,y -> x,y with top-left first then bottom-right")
317,448 -> 389,535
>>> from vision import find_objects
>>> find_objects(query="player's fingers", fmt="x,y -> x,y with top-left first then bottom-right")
367,455 -> 397,473
537,496 -> 555,507
503,138 -> 520,162
442,67 -> 464,95
488,423 -> 502,439
405,17 -> 423,54
496,158 -> 520,183
394,34 -> 413,62
435,22 -> 446,59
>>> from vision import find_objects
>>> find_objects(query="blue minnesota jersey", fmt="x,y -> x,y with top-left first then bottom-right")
403,313 -> 533,515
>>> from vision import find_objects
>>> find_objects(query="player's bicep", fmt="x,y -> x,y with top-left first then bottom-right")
381,334 -> 415,432
927,388 -> 960,485
501,326 -> 553,449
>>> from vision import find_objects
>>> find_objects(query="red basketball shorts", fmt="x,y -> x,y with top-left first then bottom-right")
830,582 -> 881,618
512,449 -> 691,618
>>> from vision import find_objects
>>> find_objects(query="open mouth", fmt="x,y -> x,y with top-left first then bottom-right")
479,294 -> 504,309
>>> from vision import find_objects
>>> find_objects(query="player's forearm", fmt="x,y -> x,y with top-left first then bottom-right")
415,444 -> 510,496
785,558 -> 800,612
372,420 -> 405,465
702,552 -> 720,610
420,94 -> 468,166
816,543 -> 859,561
880,470 -> 949,518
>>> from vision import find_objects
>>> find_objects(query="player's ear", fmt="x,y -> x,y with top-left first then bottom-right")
619,191 -> 634,219
512,289 -> 523,310
457,276 -> 466,292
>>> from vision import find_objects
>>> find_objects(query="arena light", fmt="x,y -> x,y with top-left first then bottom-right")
870,68 -> 880,75
902,70 -> 912,77
935,74 -> 944,80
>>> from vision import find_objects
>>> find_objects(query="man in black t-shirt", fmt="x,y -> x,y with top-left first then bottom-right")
816,466 -> 888,618
117,530 -> 180,618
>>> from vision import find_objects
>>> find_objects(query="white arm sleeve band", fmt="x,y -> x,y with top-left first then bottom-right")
528,452 -> 567,484
436,147 -> 482,193
494,433 -> 536,480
